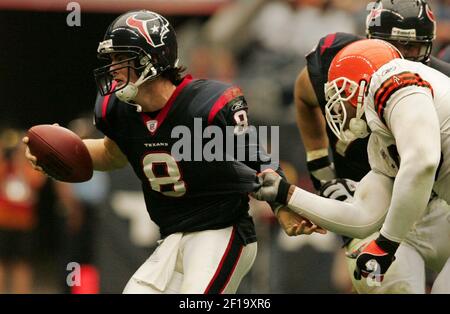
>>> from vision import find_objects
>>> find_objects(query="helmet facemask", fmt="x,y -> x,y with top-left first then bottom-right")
93,46 -> 158,104
324,78 -> 368,143
93,11 -> 180,106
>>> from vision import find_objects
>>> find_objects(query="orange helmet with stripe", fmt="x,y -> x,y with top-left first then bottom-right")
324,39 -> 402,142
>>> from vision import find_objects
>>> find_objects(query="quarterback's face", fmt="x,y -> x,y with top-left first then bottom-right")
389,41 -> 427,61
109,53 -> 139,87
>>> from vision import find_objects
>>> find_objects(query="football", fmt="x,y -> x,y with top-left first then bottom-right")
27,124 -> 93,183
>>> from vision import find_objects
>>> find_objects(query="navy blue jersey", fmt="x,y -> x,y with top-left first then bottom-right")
306,32 -> 370,181
438,45 -> 450,63
306,33 -> 362,108
94,75 -> 277,241
429,55 -> 450,76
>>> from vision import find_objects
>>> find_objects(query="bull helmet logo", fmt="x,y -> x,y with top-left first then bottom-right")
126,13 -> 170,48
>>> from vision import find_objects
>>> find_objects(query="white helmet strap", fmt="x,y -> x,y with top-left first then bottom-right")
348,80 -> 369,139
115,63 -> 158,107
325,78 -> 369,143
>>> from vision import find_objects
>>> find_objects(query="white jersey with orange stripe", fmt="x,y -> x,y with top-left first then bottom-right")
365,58 -> 450,204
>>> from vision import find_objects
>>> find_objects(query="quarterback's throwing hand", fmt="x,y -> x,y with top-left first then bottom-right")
22,136 -> 44,172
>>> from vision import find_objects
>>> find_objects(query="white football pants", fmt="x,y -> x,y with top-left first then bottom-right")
123,226 -> 257,294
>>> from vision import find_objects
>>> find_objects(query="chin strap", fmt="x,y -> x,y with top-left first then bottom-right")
348,80 -> 369,139
127,103 -> 143,112
115,63 -> 157,105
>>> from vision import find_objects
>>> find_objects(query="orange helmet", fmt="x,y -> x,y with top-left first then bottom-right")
324,39 -> 402,142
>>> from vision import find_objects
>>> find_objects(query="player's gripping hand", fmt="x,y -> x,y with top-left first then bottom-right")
319,178 -> 357,202
252,171 -> 291,204
22,136 -> 44,172
348,235 -> 399,283
22,123 -> 59,176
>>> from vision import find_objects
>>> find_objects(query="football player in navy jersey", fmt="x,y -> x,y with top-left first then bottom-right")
24,10 -> 323,294
285,0 -> 450,293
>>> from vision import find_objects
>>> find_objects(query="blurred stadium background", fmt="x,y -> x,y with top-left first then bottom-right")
0,0 -> 449,294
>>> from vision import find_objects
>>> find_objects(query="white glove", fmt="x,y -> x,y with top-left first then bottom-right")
319,178 -> 358,203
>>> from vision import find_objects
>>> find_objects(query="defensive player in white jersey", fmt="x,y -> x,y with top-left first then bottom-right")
253,39 -> 450,293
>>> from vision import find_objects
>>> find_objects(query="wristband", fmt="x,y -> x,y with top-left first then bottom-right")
275,179 -> 291,204
306,149 -> 336,190
306,155 -> 333,172
375,234 -> 400,255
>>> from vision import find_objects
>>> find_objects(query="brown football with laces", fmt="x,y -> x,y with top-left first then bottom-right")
27,124 -> 93,183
